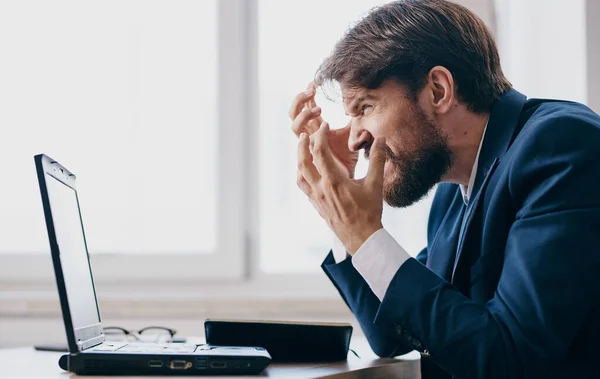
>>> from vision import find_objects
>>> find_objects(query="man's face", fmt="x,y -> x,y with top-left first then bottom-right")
343,79 -> 453,208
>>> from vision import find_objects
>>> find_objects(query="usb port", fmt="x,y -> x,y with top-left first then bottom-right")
148,360 -> 164,368
210,361 -> 226,369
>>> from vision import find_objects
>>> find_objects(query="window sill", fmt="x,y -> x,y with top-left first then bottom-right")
0,273 -> 349,319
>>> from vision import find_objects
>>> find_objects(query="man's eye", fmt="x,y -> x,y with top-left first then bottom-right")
361,104 -> 373,115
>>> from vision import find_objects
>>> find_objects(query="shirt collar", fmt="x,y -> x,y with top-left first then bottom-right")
460,120 -> 489,205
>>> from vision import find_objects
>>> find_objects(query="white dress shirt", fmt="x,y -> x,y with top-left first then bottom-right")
332,122 -> 488,301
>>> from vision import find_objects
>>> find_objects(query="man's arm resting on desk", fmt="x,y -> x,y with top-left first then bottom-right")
321,252 -> 414,358
324,231 -> 425,358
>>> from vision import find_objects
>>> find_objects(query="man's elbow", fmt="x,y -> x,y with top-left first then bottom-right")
367,337 -> 411,358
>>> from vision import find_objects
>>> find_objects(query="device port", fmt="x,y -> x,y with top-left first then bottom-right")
196,359 -> 207,369
148,360 -> 164,368
210,361 -> 227,368
169,360 -> 192,370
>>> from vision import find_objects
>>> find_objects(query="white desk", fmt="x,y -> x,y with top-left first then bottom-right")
0,338 -> 421,379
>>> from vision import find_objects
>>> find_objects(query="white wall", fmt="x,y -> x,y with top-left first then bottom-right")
495,0 -> 588,104
587,0 -> 600,112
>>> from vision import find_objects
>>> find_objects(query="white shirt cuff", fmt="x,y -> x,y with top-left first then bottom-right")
351,228 -> 410,301
332,233 -> 349,263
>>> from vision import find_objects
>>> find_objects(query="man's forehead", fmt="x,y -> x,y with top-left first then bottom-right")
341,87 -> 370,103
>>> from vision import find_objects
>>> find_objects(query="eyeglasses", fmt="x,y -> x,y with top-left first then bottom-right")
103,326 -> 177,343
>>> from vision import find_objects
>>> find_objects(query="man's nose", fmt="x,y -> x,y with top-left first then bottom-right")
348,126 -> 372,152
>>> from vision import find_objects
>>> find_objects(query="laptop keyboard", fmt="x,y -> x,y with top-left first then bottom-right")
89,342 -> 198,354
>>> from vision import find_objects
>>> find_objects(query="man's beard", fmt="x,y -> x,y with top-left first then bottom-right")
378,104 -> 453,208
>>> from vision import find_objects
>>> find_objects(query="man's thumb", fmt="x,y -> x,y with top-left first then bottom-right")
367,137 -> 387,185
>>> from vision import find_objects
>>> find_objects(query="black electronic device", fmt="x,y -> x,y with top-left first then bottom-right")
205,319 -> 352,362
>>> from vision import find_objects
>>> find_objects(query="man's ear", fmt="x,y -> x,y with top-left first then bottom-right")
425,66 -> 455,115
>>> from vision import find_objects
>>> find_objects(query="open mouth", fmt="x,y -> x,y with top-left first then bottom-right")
361,142 -> 373,159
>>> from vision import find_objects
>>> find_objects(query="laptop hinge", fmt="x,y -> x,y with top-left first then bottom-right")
77,335 -> 105,351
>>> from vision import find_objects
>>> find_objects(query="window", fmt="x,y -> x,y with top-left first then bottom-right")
258,0 -> 434,273
0,0 -> 249,282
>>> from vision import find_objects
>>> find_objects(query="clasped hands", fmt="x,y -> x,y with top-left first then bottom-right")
289,84 -> 387,254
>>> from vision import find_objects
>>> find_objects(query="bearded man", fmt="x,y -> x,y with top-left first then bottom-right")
289,1 -> 600,378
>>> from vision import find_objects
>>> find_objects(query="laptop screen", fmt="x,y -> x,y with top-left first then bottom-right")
45,173 -> 101,331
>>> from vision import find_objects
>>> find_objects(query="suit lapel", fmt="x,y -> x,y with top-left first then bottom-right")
451,158 -> 499,280
449,89 -> 528,283
426,190 -> 465,280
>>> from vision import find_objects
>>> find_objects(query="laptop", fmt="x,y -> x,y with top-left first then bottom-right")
34,154 -> 272,375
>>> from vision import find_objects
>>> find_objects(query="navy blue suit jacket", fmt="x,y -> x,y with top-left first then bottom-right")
322,89 -> 600,379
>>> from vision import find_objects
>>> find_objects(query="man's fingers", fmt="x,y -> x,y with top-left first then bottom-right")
305,82 -> 324,125
312,122 -> 340,179
366,137 -> 387,189
306,117 -> 324,137
296,171 -> 312,197
291,107 -> 321,137
289,88 -> 316,121
306,81 -> 318,91
328,124 -> 351,141
289,84 -> 323,137
307,113 -> 324,128
305,81 -> 319,109
297,133 -> 321,186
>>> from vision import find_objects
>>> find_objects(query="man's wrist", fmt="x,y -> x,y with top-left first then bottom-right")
346,222 -> 384,255
351,228 -> 410,301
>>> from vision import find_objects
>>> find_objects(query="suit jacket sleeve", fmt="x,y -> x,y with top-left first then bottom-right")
321,252 -> 414,357
370,116 -> 600,379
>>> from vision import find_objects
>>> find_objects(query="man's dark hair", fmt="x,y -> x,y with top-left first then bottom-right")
316,0 -> 512,113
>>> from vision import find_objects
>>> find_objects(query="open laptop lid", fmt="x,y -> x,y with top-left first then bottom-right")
35,154 -> 105,353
